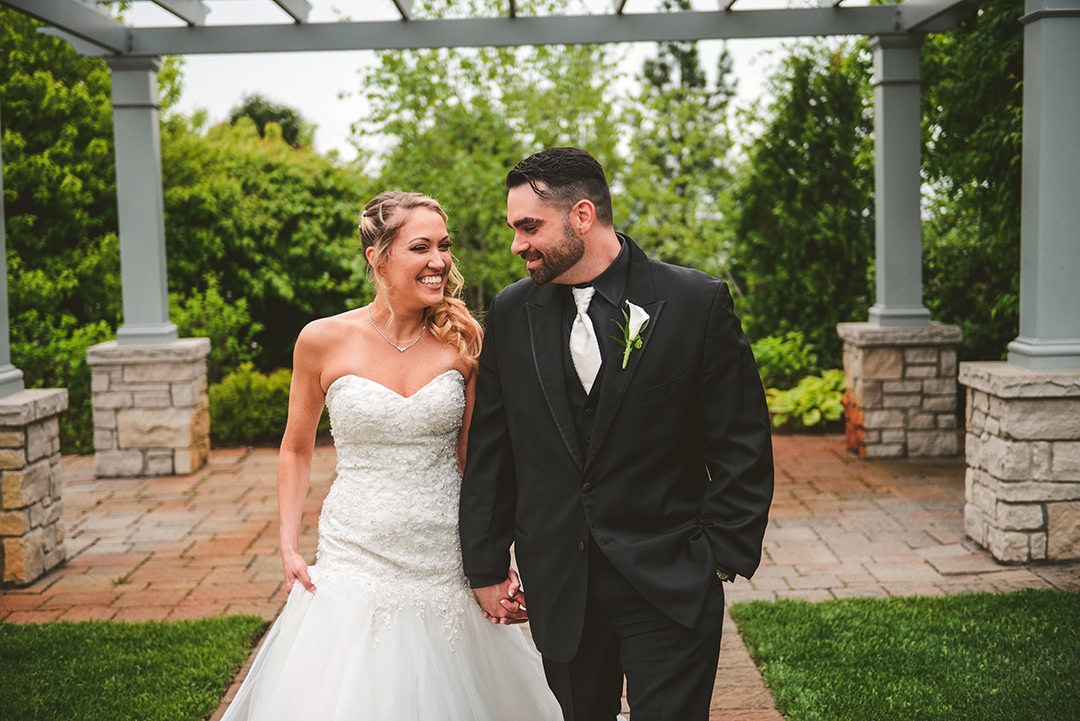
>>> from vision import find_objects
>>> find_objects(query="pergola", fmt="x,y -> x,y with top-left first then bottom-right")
0,0 -> 1078,573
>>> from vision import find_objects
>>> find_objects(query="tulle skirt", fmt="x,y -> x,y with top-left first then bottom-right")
220,572 -> 563,721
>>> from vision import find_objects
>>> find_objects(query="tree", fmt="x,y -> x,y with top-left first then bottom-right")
160,112 -> 368,369
619,0 -> 736,278
921,0 -> 1023,362
353,0 -> 622,310
729,41 -> 875,369
1,8 -> 119,327
228,93 -> 314,147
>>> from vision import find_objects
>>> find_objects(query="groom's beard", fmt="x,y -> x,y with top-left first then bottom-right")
523,221 -> 585,286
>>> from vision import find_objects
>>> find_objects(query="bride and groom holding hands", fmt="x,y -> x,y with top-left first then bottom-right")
221,147 -> 774,721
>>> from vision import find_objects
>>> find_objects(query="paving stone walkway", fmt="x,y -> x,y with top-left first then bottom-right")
2,435 -> 1078,721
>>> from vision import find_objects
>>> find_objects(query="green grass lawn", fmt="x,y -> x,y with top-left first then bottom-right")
730,589 -> 1080,721
0,615 -> 267,721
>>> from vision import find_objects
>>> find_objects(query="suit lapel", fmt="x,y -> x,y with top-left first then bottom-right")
527,287 -> 585,471
585,240 -> 662,471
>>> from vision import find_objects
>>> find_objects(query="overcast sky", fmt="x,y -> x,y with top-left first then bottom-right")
123,0 -> 793,163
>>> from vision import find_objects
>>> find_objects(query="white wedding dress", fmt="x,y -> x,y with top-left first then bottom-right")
221,370 -> 562,721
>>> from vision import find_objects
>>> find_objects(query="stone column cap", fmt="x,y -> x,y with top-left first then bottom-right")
0,388 -> 70,426
87,338 -> 211,366
959,361 -> 1080,398
837,321 -> 963,347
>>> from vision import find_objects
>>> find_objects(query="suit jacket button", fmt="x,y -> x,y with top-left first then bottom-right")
584,408 -> 594,417
582,482 -> 592,493
578,541 -> 585,552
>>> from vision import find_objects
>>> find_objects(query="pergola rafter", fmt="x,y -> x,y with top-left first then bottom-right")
5,0 -> 130,53
3,0 -> 971,57
393,0 -> 414,21
271,0 -> 313,23
119,8 -> 959,55
140,0 -> 211,27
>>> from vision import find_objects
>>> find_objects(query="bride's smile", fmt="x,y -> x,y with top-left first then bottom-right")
373,207 -> 453,313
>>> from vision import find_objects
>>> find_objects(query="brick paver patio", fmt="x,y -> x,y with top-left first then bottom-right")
2,434 -> 1078,720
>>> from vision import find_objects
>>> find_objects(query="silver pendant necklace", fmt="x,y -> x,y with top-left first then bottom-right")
368,305 -> 425,352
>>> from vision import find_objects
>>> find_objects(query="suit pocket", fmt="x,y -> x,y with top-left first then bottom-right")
514,523 -> 530,539
639,372 -> 691,404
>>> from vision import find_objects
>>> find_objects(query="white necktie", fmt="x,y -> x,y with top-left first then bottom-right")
570,287 -> 602,394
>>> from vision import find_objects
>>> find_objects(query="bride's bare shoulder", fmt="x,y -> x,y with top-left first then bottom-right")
296,309 -> 366,352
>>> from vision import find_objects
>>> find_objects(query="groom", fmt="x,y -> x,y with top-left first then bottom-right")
459,147 -> 773,720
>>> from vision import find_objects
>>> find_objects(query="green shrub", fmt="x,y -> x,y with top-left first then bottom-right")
209,363 -> 292,446
170,278 -> 264,384
10,312 -> 114,454
766,369 -> 844,431
209,363 -> 330,446
751,332 -> 819,391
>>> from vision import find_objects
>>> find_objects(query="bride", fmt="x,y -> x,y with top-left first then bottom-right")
220,190 -> 563,720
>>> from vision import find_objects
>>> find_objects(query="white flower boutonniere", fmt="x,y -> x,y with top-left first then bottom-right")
612,302 -> 650,369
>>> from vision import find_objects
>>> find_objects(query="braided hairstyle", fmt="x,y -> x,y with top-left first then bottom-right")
358,190 -> 482,368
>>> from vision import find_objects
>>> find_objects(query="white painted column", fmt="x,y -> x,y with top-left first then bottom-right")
843,36 -> 961,460
0,105 -> 26,398
104,56 -> 178,346
957,0 -> 1080,563
1007,0 -> 1080,370
867,34 -> 931,327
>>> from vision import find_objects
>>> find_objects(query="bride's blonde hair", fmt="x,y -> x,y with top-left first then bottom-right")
359,190 -> 483,368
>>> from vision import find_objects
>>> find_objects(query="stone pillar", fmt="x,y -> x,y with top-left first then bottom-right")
105,56 -> 178,346
87,338 -> 210,478
1006,0 -> 1080,370
0,389 -> 68,586
867,34 -> 932,327
959,362 -> 1080,563
839,322 -> 963,458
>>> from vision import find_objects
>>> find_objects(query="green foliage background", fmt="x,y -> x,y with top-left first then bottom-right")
619,0 -> 736,279
228,92 -> 315,147
160,112 -> 367,370
729,40 -> 875,371
921,0 -> 1024,362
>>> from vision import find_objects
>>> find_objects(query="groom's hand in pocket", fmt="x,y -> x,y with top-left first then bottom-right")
474,568 -> 528,625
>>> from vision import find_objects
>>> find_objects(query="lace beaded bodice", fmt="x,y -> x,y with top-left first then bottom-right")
312,370 -> 470,645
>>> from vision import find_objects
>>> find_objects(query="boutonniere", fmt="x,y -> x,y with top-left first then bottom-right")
612,302 -> 650,369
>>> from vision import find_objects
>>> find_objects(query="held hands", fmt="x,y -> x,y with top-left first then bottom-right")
281,549 -> 316,594
473,568 -> 528,625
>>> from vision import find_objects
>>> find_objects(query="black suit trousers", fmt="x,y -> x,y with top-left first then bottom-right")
541,539 -> 725,721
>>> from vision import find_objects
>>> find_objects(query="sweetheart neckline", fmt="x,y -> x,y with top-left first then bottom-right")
326,369 -> 463,400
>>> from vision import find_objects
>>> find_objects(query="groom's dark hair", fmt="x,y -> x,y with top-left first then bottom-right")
506,147 -> 614,227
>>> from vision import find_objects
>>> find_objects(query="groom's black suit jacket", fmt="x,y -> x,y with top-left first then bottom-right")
460,237 -> 774,663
